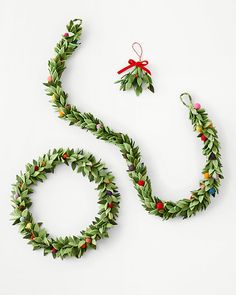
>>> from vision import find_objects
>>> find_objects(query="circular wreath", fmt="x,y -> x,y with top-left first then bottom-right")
44,19 -> 223,219
11,148 -> 120,259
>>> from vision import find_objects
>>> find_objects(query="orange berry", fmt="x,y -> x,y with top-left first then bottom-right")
62,153 -> 69,159
203,172 -> 210,179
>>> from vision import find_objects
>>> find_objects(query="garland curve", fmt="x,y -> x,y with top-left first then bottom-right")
44,19 -> 223,220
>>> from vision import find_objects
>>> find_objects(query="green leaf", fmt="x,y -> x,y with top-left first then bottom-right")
148,84 -> 154,93
125,81 -> 132,90
137,77 -> 142,86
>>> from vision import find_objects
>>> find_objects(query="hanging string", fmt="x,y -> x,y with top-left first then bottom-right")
180,93 -> 193,107
132,42 -> 143,61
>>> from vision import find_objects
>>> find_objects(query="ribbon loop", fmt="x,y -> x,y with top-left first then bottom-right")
137,60 -> 148,67
180,93 -> 193,108
117,59 -> 151,75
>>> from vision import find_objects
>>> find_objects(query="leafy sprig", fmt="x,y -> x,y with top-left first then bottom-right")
115,67 -> 154,96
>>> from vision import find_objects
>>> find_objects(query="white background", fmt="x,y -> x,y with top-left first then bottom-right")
1,0 -> 236,294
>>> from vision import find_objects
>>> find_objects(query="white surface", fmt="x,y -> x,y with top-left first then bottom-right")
0,0 -> 236,294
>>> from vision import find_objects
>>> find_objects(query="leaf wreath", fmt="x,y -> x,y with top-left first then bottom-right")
11,148 -> 120,259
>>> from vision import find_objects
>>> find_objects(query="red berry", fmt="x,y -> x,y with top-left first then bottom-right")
85,238 -> 92,244
81,243 -> 87,249
201,134 -> 207,142
34,165 -> 39,171
51,247 -> 57,254
30,234 -> 35,240
108,202 -> 113,208
63,32 -> 69,37
156,202 -> 164,210
137,180 -> 145,186
62,153 -> 69,159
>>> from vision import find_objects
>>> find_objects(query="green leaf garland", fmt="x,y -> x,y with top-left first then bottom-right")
43,19 -> 223,220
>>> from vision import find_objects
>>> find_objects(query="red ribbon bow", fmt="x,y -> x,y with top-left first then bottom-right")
117,59 -> 151,75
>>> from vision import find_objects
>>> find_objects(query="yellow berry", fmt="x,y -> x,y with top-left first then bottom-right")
59,110 -> 65,117
196,126 -> 202,133
26,223 -> 32,229
104,178 -> 111,184
203,172 -> 210,179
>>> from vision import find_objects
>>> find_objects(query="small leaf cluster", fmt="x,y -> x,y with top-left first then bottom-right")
11,148 -> 120,259
115,67 -> 154,96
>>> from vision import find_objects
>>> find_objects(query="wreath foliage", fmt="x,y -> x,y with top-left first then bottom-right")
11,148 -> 120,259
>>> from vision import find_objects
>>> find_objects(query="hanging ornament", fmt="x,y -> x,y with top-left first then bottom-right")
115,42 -> 154,96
